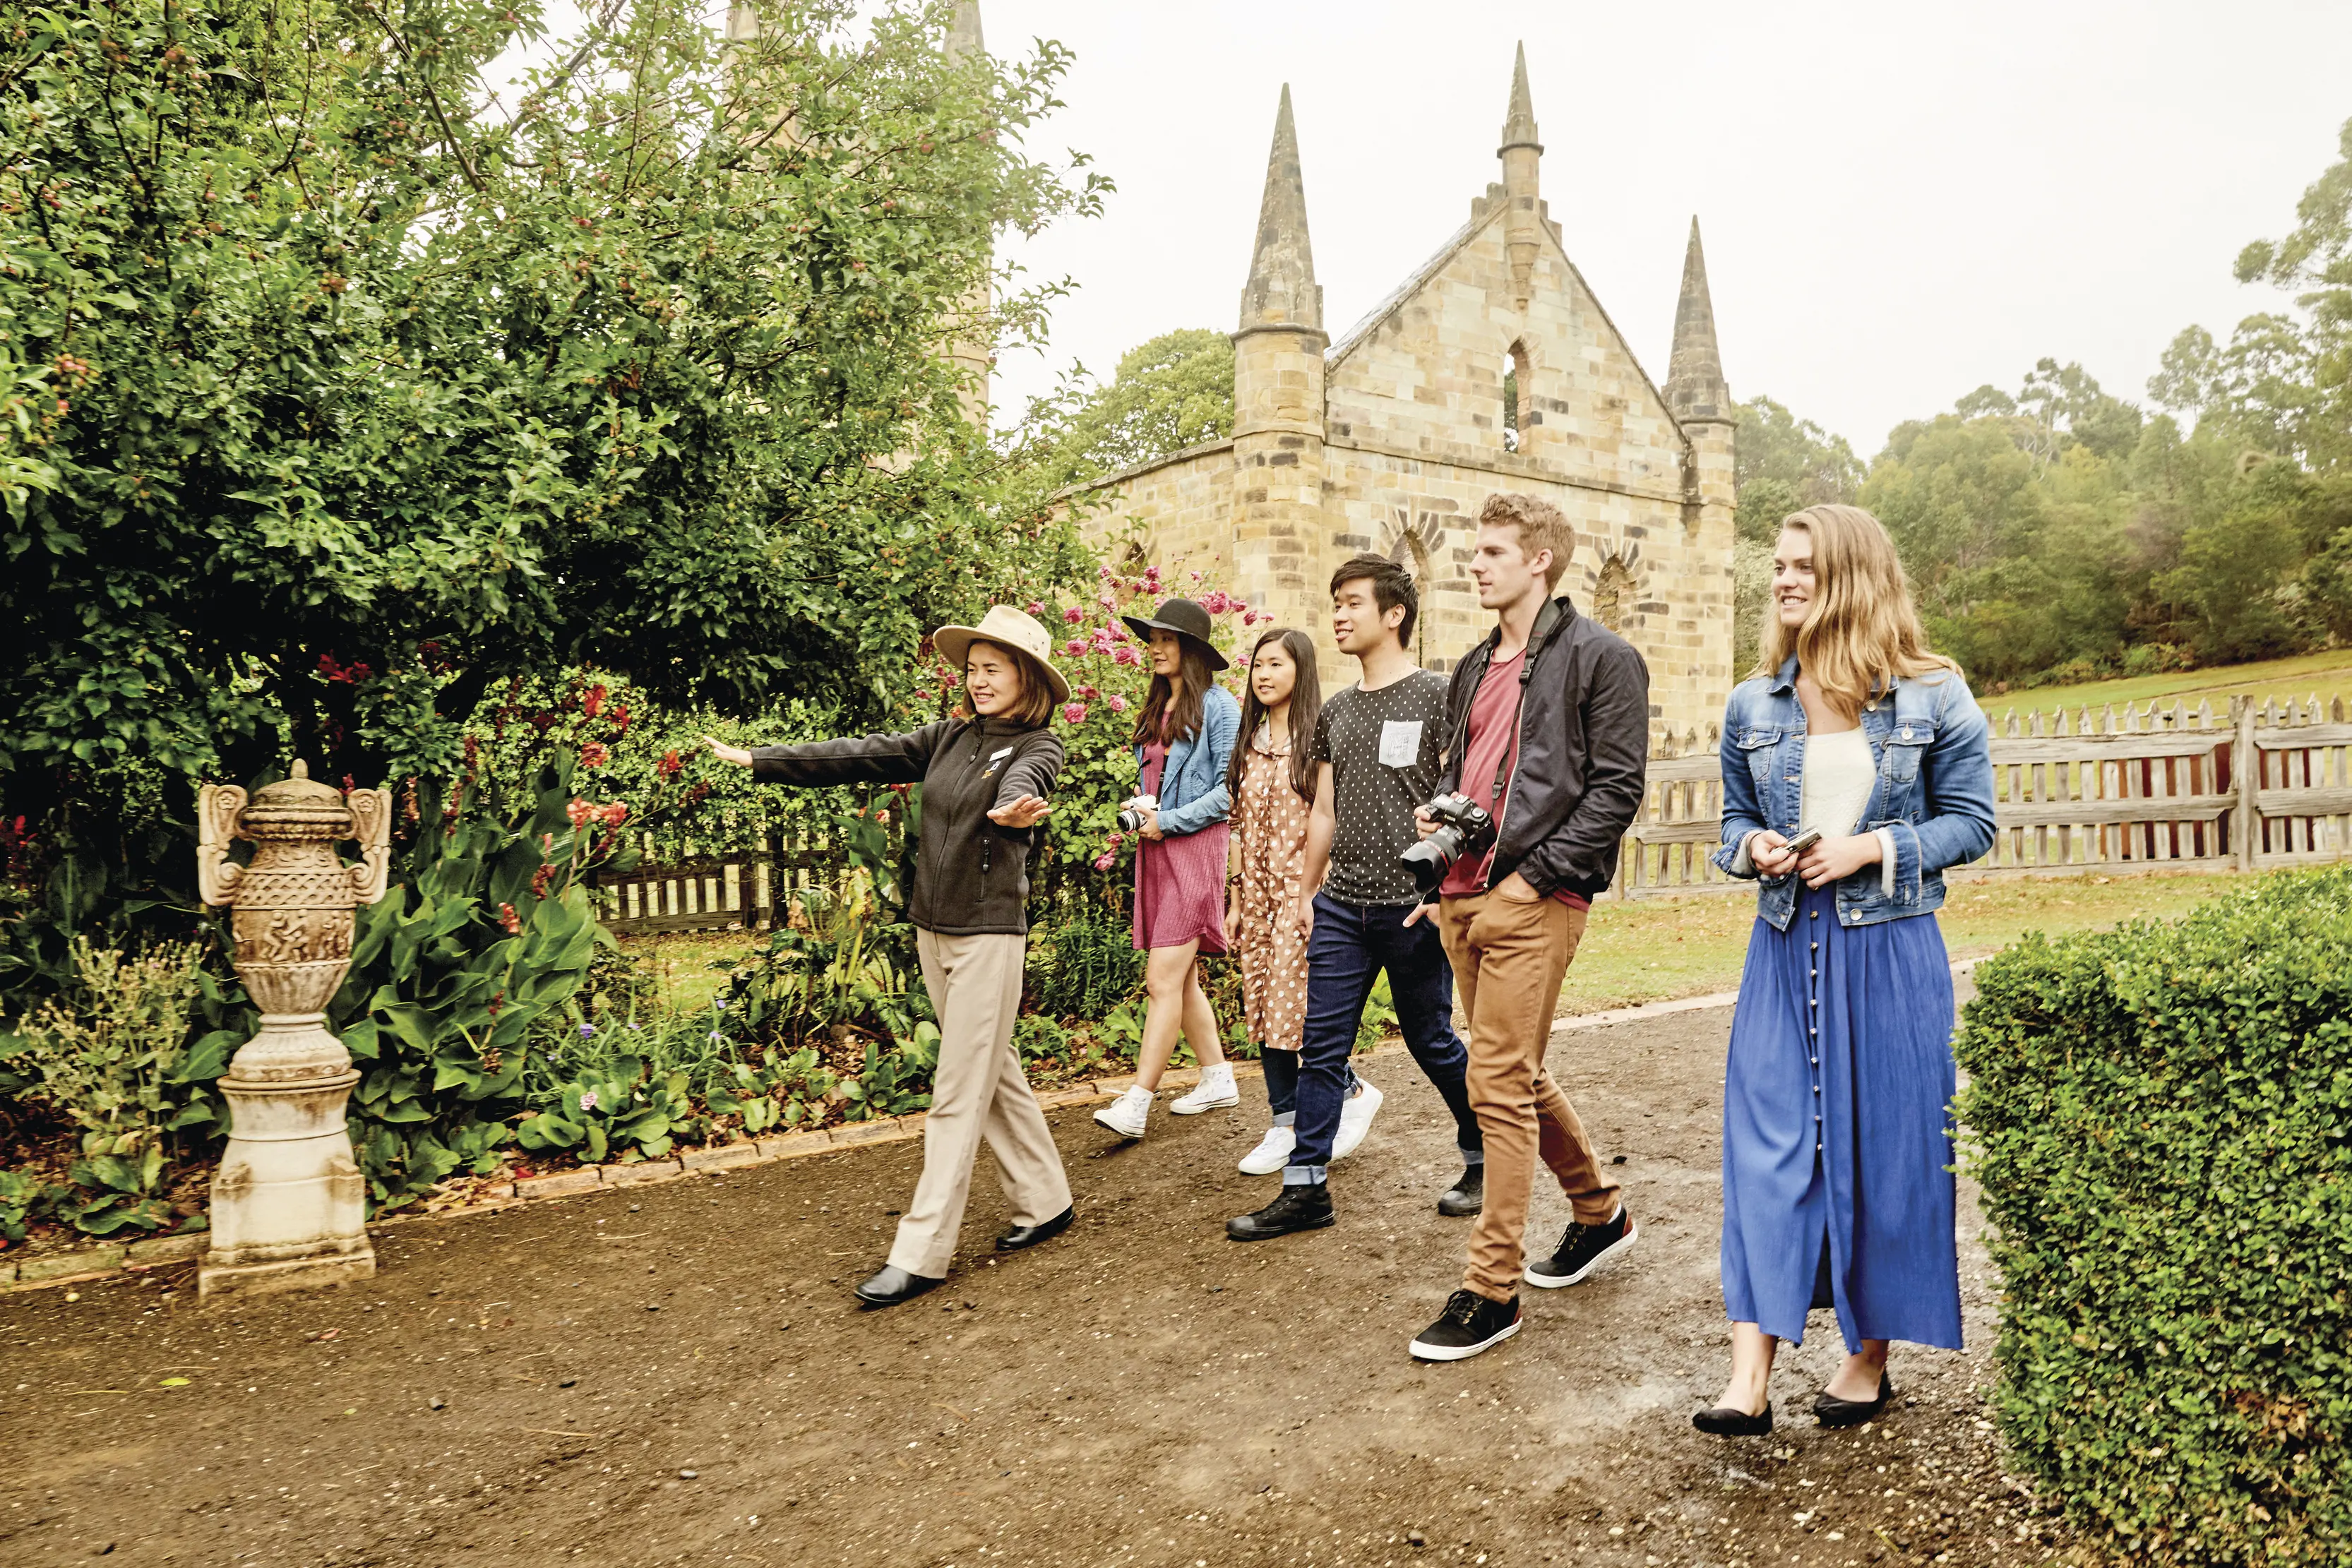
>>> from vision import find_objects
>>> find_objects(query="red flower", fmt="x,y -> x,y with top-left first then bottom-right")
583,684 -> 606,719
609,705 -> 630,733
1061,701 -> 1087,724
566,798 -> 595,828
1062,606 -> 1085,623
529,864 -> 554,899
498,902 -> 522,935
580,741 -> 610,767
657,750 -> 683,779
599,802 -> 628,827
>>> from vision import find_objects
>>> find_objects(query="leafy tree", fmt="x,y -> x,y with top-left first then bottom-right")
1047,327 -> 1234,486
1732,394 -> 1863,544
0,0 -> 1106,857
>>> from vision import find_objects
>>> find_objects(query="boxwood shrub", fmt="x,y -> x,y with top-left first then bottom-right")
1954,866 -> 2352,1565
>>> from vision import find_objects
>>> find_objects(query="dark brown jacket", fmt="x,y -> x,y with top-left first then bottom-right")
751,717 -> 1062,936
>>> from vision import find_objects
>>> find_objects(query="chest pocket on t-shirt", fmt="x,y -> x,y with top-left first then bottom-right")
1378,719 -> 1423,768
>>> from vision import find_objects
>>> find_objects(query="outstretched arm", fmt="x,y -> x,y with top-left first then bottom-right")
701,724 -> 946,787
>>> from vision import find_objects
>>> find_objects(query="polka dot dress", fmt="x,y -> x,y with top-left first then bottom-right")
1310,670 -> 1452,907
1234,726 -> 1312,1052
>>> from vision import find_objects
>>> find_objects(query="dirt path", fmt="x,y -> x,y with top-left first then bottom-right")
0,995 -> 2070,1568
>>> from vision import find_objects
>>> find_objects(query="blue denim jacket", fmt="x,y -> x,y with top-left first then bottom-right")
1135,683 -> 1240,837
1711,658 -> 1996,930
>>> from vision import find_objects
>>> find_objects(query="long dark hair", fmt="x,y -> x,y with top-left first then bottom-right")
1226,627 -> 1320,803
1131,638 -> 1215,748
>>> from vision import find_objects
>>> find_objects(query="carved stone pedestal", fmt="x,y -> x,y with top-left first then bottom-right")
196,762 -> 391,1302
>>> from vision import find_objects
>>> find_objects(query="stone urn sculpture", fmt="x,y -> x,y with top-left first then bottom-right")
195,761 -> 392,1299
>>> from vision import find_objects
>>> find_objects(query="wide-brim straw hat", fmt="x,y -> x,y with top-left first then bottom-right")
933,604 -> 1071,704
1119,597 -> 1230,671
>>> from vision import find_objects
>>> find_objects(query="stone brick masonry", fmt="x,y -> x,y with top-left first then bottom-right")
1077,46 -> 1738,753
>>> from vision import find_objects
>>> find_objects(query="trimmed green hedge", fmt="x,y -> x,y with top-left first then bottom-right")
1955,866 -> 2352,1565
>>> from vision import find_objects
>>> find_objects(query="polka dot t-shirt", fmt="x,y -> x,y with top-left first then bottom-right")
1311,668 -> 1451,906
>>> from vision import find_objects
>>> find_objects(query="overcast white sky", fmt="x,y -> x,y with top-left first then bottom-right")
499,2 -> 2352,457
977,0 -> 2352,455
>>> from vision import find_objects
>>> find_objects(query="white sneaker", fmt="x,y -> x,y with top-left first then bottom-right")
1171,1063 -> 1240,1115
1093,1084 -> 1152,1139
1237,1125 -> 1297,1175
1331,1079 -> 1384,1161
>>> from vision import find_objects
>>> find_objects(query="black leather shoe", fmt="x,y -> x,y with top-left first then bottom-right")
1813,1373 -> 1894,1428
1693,1401 -> 1774,1437
1226,1181 -> 1335,1241
852,1264 -> 943,1309
996,1204 -> 1075,1252
1436,1164 -> 1484,1217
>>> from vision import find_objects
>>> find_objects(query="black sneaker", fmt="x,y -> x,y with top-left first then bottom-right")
1522,1205 -> 1637,1288
1225,1181 -> 1336,1241
1436,1164 -> 1484,1217
1408,1288 -> 1522,1361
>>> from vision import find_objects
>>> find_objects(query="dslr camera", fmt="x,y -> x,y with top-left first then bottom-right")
1399,791 -> 1497,896
1116,794 -> 1159,834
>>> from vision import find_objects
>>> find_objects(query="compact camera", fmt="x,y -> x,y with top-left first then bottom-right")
1116,794 -> 1159,834
1399,791 -> 1498,896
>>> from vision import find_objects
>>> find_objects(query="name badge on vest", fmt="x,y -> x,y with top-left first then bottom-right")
1378,720 -> 1423,768
984,744 -> 1013,778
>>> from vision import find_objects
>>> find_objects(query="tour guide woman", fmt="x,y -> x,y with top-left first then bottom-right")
1694,504 -> 1995,1436
1092,597 -> 1244,1139
704,605 -> 1075,1310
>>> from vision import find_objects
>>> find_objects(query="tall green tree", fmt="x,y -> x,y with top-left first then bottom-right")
1046,326 -> 1234,486
0,0 -> 1106,851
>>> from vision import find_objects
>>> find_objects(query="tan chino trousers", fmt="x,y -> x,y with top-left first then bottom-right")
1437,887 -> 1623,1302
888,930 -> 1073,1279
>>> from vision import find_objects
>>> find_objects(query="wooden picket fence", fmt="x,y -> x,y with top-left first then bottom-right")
590,826 -> 867,936
594,692 -> 2352,930
1616,693 -> 2352,897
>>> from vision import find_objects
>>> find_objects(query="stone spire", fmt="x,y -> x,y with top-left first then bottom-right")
1498,43 -> 1543,306
1498,40 -> 1542,155
1665,217 -> 1731,424
1238,85 -> 1323,333
946,1 -> 984,59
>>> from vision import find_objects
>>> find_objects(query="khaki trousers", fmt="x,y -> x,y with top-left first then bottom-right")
888,930 -> 1073,1279
1437,888 -> 1623,1302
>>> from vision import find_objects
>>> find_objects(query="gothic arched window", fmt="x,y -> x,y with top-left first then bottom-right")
1503,341 -> 1532,453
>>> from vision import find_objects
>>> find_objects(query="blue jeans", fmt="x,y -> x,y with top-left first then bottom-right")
1287,893 -> 1483,1180
1260,1048 -> 1353,1125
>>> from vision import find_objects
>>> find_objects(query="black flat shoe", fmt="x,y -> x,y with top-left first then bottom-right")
1436,1164 -> 1484,1217
852,1264 -> 943,1309
1692,1401 -> 1774,1437
1226,1181 -> 1335,1241
996,1204 -> 1075,1252
1813,1373 -> 1894,1428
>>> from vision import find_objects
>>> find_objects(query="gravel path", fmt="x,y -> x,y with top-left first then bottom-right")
0,989 -> 2072,1567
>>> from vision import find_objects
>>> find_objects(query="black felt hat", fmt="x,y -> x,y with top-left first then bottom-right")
1119,597 -> 1230,671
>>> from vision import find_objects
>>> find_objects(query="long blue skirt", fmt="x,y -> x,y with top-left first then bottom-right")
1719,883 -> 1962,1351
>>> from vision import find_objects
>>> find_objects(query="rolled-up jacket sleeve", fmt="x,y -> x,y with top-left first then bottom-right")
1882,679 -> 1996,902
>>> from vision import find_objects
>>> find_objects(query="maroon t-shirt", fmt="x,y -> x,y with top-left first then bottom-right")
1437,647 -> 1592,909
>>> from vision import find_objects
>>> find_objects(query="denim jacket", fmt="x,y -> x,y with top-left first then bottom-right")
1135,683 -> 1241,837
1711,658 -> 1995,930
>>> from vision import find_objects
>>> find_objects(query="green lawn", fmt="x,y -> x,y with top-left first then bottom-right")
1558,869 -> 2249,1017
1978,647 -> 2352,722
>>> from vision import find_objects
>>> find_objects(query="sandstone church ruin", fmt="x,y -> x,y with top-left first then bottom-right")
1073,47 -> 1739,751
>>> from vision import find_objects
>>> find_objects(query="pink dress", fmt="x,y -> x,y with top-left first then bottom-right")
1132,741 -> 1230,954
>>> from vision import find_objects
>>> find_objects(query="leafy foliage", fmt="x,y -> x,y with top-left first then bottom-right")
10,936 -> 229,1234
331,753 -> 618,1209
1954,868 -> 2352,1565
0,0 -> 1103,836
1046,327 -> 1234,485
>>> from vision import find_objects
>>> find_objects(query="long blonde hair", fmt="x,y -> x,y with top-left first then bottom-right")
1755,504 -> 1958,715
